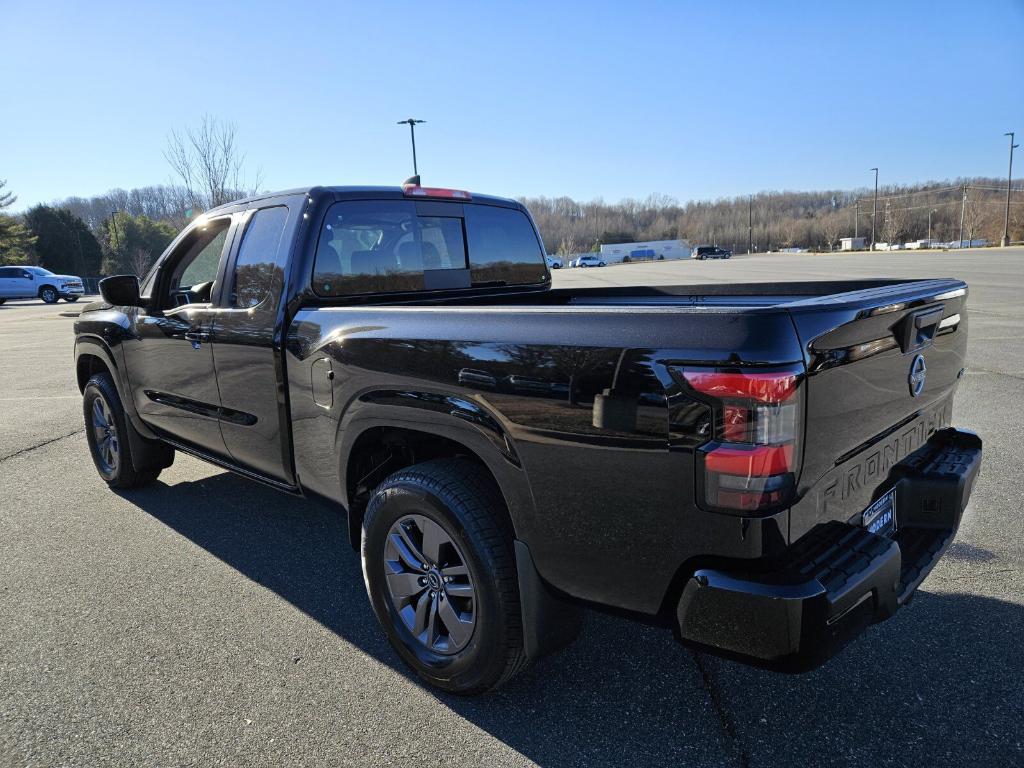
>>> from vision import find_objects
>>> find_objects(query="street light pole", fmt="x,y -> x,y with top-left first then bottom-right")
928,209 -> 936,242
1002,132 -> 1018,247
870,168 -> 879,251
396,118 -> 426,177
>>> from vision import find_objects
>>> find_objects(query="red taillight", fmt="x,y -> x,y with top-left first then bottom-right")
673,364 -> 804,513
402,184 -> 472,200
703,444 -> 794,476
681,369 -> 800,403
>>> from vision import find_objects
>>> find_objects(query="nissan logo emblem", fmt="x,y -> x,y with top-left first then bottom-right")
909,354 -> 927,397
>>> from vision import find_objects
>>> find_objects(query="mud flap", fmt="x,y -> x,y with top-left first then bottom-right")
514,539 -> 584,659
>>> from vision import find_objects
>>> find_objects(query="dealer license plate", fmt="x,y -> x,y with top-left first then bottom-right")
862,489 -> 897,537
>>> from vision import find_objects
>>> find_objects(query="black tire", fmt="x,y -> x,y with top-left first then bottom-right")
83,372 -> 172,489
0,298 -> 6,305
598,261 -> 606,267
64,296 -> 79,302
361,458 -> 528,695
39,285 -> 59,304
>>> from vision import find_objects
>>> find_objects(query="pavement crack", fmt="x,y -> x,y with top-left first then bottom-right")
690,650 -> 750,768
0,428 -> 84,463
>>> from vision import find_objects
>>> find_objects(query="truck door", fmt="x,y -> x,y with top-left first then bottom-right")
209,204 -> 296,483
122,215 -> 236,455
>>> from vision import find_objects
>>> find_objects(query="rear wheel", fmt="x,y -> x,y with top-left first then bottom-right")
83,373 -> 172,488
39,286 -> 58,304
361,458 -> 528,694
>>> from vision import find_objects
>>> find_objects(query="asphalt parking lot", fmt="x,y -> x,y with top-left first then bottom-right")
1,248 -> 1022,767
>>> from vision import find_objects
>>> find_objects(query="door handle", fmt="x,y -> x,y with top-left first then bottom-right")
897,305 -> 944,353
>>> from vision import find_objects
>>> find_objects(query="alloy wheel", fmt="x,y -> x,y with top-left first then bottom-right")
383,514 -> 477,654
91,396 -> 119,475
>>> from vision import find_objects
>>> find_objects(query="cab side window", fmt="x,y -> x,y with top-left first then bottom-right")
231,206 -> 289,309
163,217 -> 232,308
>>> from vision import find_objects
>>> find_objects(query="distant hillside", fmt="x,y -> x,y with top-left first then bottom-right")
523,178 -> 1024,254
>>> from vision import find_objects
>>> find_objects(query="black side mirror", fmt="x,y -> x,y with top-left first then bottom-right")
99,275 -> 142,307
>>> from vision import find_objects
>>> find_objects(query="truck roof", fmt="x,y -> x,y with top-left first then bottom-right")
205,185 -> 522,215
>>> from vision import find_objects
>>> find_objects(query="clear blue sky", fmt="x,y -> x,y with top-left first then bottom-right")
3,0 -> 1022,210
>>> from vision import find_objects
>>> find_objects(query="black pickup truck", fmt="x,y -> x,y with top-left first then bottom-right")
74,183 -> 982,694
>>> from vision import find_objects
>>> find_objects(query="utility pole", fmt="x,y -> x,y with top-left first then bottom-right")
109,210 -> 119,250
958,185 -> 967,248
855,199 -> 859,238
928,209 -> 937,242
747,195 -> 753,254
396,118 -> 426,177
870,168 -> 879,251
884,198 -> 890,249
1002,131 -> 1018,247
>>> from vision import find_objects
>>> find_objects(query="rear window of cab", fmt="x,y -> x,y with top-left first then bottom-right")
312,200 -> 548,296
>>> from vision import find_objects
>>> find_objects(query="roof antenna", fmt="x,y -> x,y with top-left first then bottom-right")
403,174 -> 421,187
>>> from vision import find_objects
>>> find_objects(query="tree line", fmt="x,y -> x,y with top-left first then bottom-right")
2,121 -> 1021,275
526,178 -> 1023,256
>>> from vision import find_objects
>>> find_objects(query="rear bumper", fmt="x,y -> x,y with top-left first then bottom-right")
675,427 -> 982,671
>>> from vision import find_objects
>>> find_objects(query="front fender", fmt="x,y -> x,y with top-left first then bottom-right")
74,311 -> 157,441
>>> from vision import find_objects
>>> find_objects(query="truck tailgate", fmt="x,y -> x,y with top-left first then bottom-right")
785,279 -> 969,537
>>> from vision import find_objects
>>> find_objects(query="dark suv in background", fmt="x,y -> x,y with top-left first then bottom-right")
692,245 -> 732,260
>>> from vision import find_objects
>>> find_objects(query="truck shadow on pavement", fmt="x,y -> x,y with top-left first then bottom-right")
121,471 -> 1022,768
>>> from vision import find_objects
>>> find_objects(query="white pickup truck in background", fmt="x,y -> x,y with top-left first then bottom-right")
0,266 -> 85,304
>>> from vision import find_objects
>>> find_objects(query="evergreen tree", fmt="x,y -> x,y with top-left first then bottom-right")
24,205 -> 103,275
0,180 -> 36,265
101,212 -> 177,275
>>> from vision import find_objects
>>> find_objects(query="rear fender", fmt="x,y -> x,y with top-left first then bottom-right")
336,389 -> 534,536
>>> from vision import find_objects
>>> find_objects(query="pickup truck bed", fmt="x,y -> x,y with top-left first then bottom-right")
75,185 -> 981,692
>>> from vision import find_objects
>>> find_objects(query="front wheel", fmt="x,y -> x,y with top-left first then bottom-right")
39,286 -> 59,304
361,458 -> 528,694
83,373 -> 171,488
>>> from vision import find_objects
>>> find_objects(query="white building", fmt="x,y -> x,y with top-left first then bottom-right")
599,239 -> 690,263
840,236 -> 867,251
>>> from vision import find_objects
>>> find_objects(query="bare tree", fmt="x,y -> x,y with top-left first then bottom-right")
556,234 -> 579,261
164,115 -> 263,213
128,247 -> 154,278
821,212 -> 843,251
883,203 -> 908,247
964,196 -> 989,245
